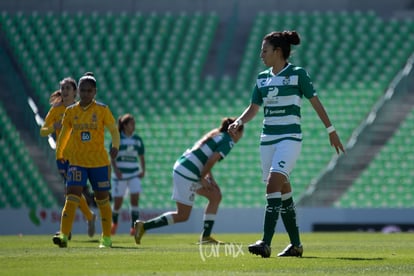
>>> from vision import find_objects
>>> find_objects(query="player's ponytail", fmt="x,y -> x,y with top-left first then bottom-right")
219,117 -> 244,133
49,90 -> 62,105
192,117 -> 243,151
282,30 -> 300,46
264,30 -> 300,59
78,72 -> 97,88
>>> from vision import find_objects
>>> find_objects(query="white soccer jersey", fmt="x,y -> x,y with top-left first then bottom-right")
174,132 -> 234,181
111,132 -> 145,180
251,63 -> 316,145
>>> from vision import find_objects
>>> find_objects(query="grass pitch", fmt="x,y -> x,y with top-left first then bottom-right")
1,232 -> 413,275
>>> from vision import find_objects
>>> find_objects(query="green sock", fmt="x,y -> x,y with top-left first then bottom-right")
262,197 -> 281,246
131,210 -> 139,228
202,220 -> 215,237
281,197 -> 301,247
112,211 -> 119,224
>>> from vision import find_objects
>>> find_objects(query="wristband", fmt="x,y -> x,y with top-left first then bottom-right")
326,125 -> 336,134
235,119 -> 243,126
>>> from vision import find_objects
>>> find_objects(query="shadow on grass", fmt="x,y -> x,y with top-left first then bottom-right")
302,256 -> 384,261
110,245 -> 143,250
70,239 -> 143,250
74,239 -> 100,243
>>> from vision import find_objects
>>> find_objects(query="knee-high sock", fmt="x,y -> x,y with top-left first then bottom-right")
281,193 -> 301,247
201,214 -> 216,237
130,206 -> 140,228
143,211 -> 175,231
60,194 -> 80,236
112,210 -> 119,224
262,192 -> 281,246
79,194 -> 93,221
95,197 -> 112,237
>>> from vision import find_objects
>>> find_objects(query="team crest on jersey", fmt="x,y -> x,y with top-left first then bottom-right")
91,112 -> 97,123
283,76 -> 291,85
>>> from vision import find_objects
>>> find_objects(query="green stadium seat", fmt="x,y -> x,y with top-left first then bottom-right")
2,11 -> 414,209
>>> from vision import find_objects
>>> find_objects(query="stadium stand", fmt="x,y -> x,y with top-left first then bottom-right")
0,10 -> 413,209
0,102 -> 58,208
335,109 -> 414,208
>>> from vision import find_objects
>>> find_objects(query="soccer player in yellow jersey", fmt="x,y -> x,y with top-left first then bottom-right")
40,77 -> 96,239
53,72 -> 120,248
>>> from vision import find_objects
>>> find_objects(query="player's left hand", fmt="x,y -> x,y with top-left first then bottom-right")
329,132 -> 345,154
115,168 -> 122,179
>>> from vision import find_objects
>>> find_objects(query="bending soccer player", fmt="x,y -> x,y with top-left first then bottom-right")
133,117 -> 244,245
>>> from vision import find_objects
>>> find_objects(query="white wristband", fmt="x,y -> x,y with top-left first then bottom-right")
326,125 -> 336,134
235,119 -> 243,126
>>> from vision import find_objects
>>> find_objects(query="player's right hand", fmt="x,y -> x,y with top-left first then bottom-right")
200,178 -> 212,191
228,120 -> 241,134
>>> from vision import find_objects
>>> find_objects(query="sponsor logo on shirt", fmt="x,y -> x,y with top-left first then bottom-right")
81,131 -> 91,141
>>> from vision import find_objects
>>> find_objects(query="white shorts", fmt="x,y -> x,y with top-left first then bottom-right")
111,176 -> 142,198
260,140 -> 302,182
171,171 -> 202,206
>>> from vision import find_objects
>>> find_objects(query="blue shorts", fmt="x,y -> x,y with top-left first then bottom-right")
67,165 -> 111,191
56,160 -> 69,181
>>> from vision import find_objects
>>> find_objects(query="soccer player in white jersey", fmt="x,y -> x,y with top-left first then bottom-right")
229,31 -> 345,258
133,117 -> 244,245
110,113 -> 146,236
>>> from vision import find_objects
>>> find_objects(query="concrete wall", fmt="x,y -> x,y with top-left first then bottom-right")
1,207 -> 413,236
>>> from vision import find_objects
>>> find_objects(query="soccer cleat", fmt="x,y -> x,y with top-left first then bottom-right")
55,231 -> 72,240
197,236 -> 225,245
133,220 -> 145,245
277,244 -> 303,257
99,236 -> 112,248
248,240 -> 271,258
111,223 -> 118,235
129,227 -> 136,236
52,234 -> 68,248
87,213 -> 97,238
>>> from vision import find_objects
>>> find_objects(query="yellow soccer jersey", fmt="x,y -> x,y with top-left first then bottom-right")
40,103 -> 73,159
56,100 -> 119,168
40,103 -> 65,138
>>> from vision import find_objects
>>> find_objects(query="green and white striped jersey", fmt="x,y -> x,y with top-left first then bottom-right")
111,132 -> 145,180
174,132 -> 234,181
252,63 -> 316,145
